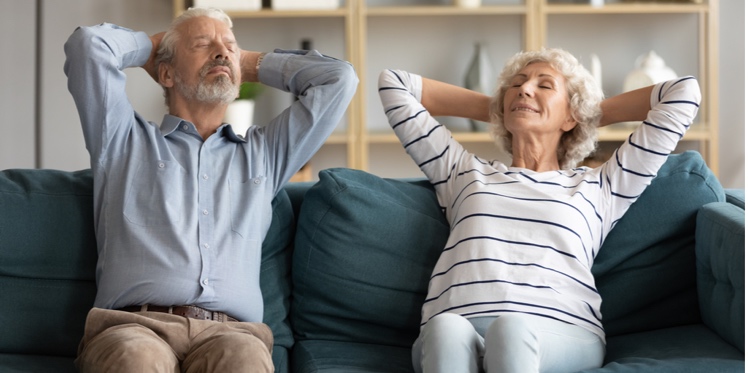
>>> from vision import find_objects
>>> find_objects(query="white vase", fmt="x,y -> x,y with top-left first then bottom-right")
455,0 -> 481,8
623,51 -> 677,93
193,0 -> 261,11
271,0 -> 338,10
224,100 -> 255,137
464,43 -> 494,132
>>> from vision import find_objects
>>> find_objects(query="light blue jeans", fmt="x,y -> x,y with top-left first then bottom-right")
412,313 -> 605,373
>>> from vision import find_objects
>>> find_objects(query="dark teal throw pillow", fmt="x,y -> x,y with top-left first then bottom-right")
291,168 -> 448,347
592,151 -> 724,336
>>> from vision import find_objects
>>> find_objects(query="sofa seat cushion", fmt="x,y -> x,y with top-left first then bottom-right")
591,151 -> 724,337
578,324 -> 744,372
291,168 -> 449,347
292,340 -> 413,373
0,354 -> 77,373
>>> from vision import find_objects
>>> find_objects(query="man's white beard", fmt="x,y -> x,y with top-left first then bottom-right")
175,67 -> 238,105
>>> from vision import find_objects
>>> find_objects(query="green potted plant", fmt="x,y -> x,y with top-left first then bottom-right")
224,82 -> 264,137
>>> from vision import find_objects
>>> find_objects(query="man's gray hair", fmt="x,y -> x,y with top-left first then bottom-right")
155,7 -> 234,106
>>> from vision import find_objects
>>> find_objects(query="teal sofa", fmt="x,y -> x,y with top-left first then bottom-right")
0,151 -> 744,372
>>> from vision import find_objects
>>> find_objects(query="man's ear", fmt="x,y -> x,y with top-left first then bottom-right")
159,63 -> 174,88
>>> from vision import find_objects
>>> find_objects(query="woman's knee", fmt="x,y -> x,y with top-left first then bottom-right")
485,314 -> 538,351
416,314 -> 484,373
423,313 -> 476,339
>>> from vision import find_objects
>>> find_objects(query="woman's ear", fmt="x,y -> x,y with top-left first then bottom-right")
561,115 -> 577,132
159,63 -> 174,88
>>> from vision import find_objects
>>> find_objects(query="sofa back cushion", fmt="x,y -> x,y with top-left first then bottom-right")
260,188 -> 295,372
290,151 -> 724,346
592,151 -> 724,336
0,169 -> 97,357
291,168 -> 448,347
0,167 -> 297,366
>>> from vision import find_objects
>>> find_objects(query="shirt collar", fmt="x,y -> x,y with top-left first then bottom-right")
159,114 -> 247,143
160,114 -> 183,136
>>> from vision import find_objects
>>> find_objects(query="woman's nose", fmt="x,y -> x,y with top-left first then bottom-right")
518,83 -> 533,97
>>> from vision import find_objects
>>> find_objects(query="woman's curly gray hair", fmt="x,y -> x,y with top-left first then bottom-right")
155,7 -> 235,106
489,48 -> 604,169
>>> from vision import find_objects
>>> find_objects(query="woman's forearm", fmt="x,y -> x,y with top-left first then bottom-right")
421,77 -> 491,122
599,85 -> 654,127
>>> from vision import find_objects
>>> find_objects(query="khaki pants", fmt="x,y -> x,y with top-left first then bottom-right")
75,308 -> 273,373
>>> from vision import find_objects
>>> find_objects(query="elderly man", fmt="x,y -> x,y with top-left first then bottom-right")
64,7 -> 357,372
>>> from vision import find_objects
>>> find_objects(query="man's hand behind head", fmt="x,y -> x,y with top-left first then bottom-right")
144,32 -> 165,83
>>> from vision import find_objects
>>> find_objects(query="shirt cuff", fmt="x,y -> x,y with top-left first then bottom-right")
131,30 -> 153,69
256,51 -> 290,91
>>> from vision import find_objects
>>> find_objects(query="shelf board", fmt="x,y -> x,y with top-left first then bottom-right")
597,124 -> 711,141
365,5 -> 526,17
544,2 -> 708,15
367,131 -> 494,144
325,133 -> 350,145
215,8 -> 348,19
367,124 -> 712,144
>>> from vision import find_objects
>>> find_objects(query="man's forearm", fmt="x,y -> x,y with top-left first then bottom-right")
240,50 -> 263,83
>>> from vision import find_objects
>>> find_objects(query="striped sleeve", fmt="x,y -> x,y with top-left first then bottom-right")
377,69 -> 469,203
601,76 -> 701,230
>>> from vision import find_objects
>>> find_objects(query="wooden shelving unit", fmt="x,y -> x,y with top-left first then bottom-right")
171,0 -> 720,177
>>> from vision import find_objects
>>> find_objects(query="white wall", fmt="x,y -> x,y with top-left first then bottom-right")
717,0 -> 745,189
0,0 -> 36,169
0,0 -> 744,188
38,0 -> 172,170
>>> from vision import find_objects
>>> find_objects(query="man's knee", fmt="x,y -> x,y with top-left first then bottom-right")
185,332 -> 272,373
485,314 -> 538,351
77,325 -> 178,373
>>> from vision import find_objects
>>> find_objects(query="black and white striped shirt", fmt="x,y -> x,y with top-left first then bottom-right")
378,69 -> 700,342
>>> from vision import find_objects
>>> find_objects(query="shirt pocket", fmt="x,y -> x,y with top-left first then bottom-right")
229,176 -> 268,239
123,160 -> 186,226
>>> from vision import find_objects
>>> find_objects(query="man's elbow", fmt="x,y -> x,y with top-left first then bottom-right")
336,62 -> 359,98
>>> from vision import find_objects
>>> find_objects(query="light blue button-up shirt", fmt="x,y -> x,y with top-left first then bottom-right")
63,23 -> 357,322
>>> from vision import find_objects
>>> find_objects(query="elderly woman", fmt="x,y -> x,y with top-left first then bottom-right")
378,48 -> 700,373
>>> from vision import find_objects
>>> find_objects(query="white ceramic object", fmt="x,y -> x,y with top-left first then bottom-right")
623,51 -> 677,93
617,51 -> 677,128
590,53 -> 602,91
193,0 -> 261,11
224,100 -> 255,137
464,43 -> 494,132
271,0 -> 338,10
455,0 -> 481,8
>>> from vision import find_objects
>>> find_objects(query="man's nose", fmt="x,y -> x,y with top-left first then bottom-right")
214,45 -> 230,60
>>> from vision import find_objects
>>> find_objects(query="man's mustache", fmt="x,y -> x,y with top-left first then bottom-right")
200,59 -> 236,82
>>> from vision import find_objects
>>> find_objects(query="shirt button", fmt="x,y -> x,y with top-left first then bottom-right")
253,179 -> 261,185
182,125 -> 189,131
202,174 -> 209,180
202,209 -> 209,215
202,279 -> 209,286
203,243 -> 210,249
158,162 -> 165,168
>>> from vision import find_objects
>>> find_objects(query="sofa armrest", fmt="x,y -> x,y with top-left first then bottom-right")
725,189 -> 745,209
695,201 -> 745,352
